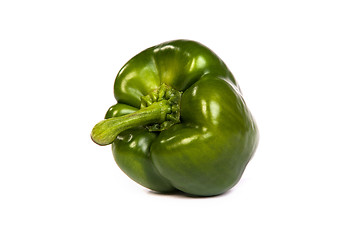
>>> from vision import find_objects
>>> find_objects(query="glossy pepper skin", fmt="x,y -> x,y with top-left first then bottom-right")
91,40 -> 259,196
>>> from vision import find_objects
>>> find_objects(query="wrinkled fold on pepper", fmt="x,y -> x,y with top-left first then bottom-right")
91,40 -> 259,196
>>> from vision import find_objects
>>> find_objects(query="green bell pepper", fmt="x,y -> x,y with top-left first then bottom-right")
91,40 -> 259,196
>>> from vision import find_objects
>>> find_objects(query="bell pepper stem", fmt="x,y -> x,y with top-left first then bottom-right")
91,101 -> 171,146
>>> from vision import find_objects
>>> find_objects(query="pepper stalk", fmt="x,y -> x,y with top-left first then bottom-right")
91,84 -> 182,146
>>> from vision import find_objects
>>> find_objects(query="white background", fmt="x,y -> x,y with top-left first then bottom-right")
1,0 -> 359,239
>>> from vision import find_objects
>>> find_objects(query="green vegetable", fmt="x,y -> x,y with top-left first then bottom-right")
91,40 -> 259,196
